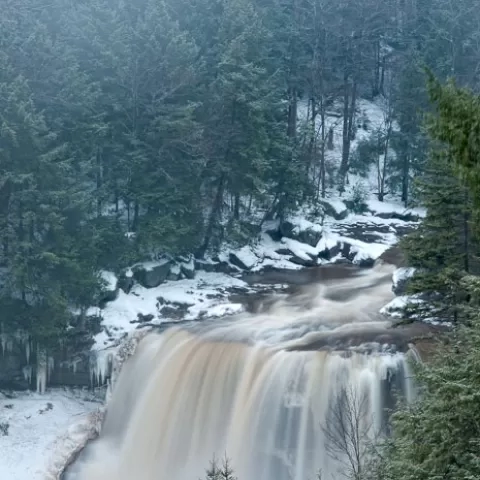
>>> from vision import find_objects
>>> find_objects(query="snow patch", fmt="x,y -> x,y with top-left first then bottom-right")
100,271 -> 117,291
0,390 -> 100,480
393,267 -> 416,287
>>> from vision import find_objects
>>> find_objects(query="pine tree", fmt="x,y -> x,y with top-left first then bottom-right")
400,151 -> 479,322
369,280 -> 480,480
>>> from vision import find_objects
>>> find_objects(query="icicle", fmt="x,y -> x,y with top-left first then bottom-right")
22,365 -> 33,385
90,350 -> 113,387
25,341 -> 30,364
48,356 -> 55,380
71,357 -> 82,375
0,333 -> 7,356
36,348 -> 47,394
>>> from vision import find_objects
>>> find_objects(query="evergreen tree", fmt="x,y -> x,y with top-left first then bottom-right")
400,151 -> 479,322
369,281 -> 480,480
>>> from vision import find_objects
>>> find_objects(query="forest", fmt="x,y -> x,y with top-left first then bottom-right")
3,0 -> 480,478
2,0 -> 478,342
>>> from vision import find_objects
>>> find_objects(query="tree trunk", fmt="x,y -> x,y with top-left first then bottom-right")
320,100 -> 326,199
348,80 -> 357,142
132,200 -> 139,232
307,97 -> 317,177
401,152 -> 410,206
373,40 -> 380,97
463,197 -> 470,273
197,173 -> 225,258
96,146 -> 103,217
339,72 -> 350,191
379,55 -> 386,95
287,87 -> 298,140
379,124 -> 392,202
233,192 -> 240,220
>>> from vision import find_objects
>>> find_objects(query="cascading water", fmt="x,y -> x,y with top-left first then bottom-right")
68,264 -> 418,480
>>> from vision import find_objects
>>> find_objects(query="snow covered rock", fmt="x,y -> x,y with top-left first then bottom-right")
132,259 -> 173,288
194,258 -> 217,273
319,199 -> 349,221
289,255 -> 317,267
180,256 -> 196,279
117,269 -> 134,293
277,220 -> 323,247
229,246 -> 258,270
318,241 -> 342,261
167,263 -> 182,281
98,271 -> 119,304
375,211 -> 420,222
392,267 -> 416,295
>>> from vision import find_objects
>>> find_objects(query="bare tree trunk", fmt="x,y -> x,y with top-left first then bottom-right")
233,192 -> 240,220
197,173 -> 225,258
287,87 -> 298,140
464,195 -> 470,273
320,100 -> 326,199
132,200 -> 139,232
401,152 -> 409,206
378,125 -> 392,202
339,72 -> 350,191
96,146 -> 103,217
308,97 -> 317,177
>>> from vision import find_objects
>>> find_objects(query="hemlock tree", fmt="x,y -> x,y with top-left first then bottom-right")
400,151 -> 478,322
368,280 -> 480,480
0,58 -> 100,343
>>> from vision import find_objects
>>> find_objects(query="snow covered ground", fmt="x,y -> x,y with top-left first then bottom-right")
0,389 -> 101,480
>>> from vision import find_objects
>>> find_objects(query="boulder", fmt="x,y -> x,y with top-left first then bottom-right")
296,228 -> 322,248
341,242 -> 354,261
289,256 -> 317,267
378,246 -> 406,267
275,248 -> 295,256
214,260 -> 240,274
319,200 -> 349,221
167,264 -> 182,281
318,242 -> 342,260
229,253 -> 249,270
375,211 -> 420,222
229,246 -> 258,270
98,271 -> 119,305
266,227 -> 282,242
133,260 -> 173,288
136,313 -> 155,323
180,257 -> 196,279
356,257 -> 375,268
279,220 -> 295,238
159,305 -> 187,320
194,259 -> 217,273
278,220 -> 322,248
118,270 -> 134,293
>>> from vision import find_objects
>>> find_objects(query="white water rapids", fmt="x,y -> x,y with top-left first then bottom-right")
67,264 -> 418,480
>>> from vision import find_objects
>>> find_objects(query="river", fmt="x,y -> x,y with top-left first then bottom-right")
65,263 -> 421,480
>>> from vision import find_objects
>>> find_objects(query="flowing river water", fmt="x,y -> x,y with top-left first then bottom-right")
65,263 -> 422,480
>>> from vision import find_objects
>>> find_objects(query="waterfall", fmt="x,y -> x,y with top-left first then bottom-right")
69,264 -> 417,480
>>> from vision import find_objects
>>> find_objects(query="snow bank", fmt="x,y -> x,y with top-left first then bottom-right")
380,295 -> 423,318
0,390 -> 100,480
367,198 -> 426,218
91,271 -> 249,351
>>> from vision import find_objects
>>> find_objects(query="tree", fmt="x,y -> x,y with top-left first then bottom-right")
369,281 -> 480,480
322,385 -> 379,480
400,151 -> 479,322
203,454 -> 238,480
